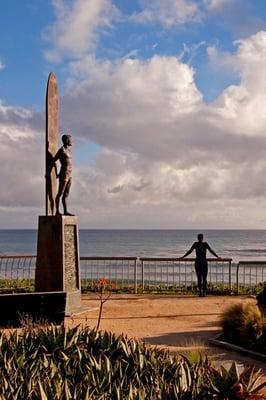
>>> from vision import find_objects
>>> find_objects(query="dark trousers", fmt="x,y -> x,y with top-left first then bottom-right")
195,261 -> 208,294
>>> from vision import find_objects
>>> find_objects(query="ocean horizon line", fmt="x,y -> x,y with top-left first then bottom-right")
1,228 -> 266,231
1,229 -> 266,262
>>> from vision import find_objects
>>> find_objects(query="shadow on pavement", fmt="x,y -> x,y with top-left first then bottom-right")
142,329 -> 218,347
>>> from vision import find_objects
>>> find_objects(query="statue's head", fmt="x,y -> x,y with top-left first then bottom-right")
62,134 -> 72,146
197,233 -> 204,242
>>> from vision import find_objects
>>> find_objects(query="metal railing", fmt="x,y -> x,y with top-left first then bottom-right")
236,261 -> 266,294
139,257 -> 233,291
80,257 -> 138,293
0,255 -> 36,292
1,255 -> 266,294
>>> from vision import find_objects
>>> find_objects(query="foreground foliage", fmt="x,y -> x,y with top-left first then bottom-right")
257,286 -> 266,315
220,301 -> 266,354
0,325 -> 202,399
0,325 -> 265,399
204,362 -> 266,400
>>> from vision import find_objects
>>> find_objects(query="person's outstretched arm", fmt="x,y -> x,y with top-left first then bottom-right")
181,243 -> 196,258
206,243 -> 219,258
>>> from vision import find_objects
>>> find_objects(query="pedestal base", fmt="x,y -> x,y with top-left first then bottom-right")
35,215 -> 81,314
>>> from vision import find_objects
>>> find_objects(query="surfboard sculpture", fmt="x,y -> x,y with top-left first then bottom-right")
45,72 -> 59,215
36,72 -> 81,314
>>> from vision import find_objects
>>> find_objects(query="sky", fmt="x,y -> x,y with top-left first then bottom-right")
1,0 -> 266,229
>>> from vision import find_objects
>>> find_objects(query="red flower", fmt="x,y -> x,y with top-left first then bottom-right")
98,278 -> 109,286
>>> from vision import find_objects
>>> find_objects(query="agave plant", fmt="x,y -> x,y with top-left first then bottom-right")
204,361 -> 266,400
0,325 -> 265,399
0,324 -> 200,399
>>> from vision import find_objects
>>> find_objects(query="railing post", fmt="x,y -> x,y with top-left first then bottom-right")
141,259 -> 144,291
236,262 -> 239,295
134,258 -> 137,294
229,259 -> 232,292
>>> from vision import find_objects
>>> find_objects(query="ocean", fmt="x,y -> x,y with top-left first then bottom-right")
0,229 -> 266,263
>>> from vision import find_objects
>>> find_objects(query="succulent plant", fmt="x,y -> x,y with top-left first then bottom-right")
204,361 -> 266,400
0,324 -> 265,399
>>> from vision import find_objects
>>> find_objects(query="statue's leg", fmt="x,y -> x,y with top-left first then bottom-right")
56,179 -> 66,215
62,178 -> 72,215
55,194 -> 60,215
46,175 -> 54,215
62,194 -> 67,215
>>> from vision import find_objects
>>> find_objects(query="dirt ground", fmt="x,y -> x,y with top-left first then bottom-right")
67,294 -> 266,378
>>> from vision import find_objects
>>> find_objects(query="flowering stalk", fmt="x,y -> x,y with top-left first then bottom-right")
95,278 -> 111,330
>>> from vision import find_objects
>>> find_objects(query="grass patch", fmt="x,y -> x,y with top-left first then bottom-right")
0,279 -> 34,293
0,279 -> 264,296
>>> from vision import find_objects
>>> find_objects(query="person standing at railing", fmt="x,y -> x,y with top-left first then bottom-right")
181,233 -> 220,297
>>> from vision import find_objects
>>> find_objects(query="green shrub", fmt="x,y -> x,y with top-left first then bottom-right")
0,324 -> 207,399
0,324 -> 265,399
257,286 -> 266,315
258,325 -> 266,354
220,302 -> 265,351
0,279 -> 34,293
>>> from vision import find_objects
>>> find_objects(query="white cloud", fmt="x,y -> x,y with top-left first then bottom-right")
236,31 -> 266,84
43,0 -> 119,61
0,60 -> 5,71
71,149 -> 266,228
0,102 -> 44,216
3,30 -> 266,227
204,0 -> 266,38
59,30 -> 266,227
204,0 -> 232,12
207,45 -> 235,69
131,0 -> 201,27
211,31 -> 266,135
65,55 -> 202,134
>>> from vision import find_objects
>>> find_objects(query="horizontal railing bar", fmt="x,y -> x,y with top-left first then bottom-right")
238,261 -> 266,265
139,257 -> 233,262
0,256 -> 233,261
0,255 -> 36,259
80,256 -> 137,261
0,255 -> 137,261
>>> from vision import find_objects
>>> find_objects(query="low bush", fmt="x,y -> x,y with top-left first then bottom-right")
220,301 -> 266,353
257,286 -> 266,315
0,278 -> 34,293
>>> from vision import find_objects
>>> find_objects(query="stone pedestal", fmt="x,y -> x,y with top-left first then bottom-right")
35,215 -> 81,314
